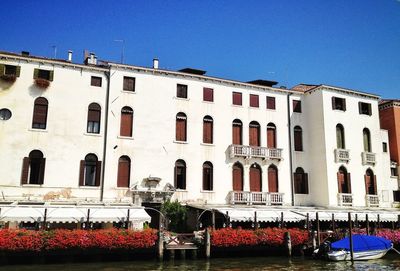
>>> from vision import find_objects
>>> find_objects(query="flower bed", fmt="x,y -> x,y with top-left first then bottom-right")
34,78 -> 50,89
0,229 -> 157,252
376,229 -> 400,245
211,228 -> 308,247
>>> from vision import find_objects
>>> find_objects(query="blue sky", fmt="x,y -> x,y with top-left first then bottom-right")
2,0 -> 399,98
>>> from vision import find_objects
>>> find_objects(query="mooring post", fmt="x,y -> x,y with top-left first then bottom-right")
280,212 -> 284,228
196,210 -> 200,230
284,231 -> 292,257
191,249 -> 197,260
180,249 -> 186,260
366,214 -> 369,235
254,211 -> 258,230
332,213 -> 335,232
86,208 -> 91,230
377,214 -> 381,229
42,208 -> 48,230
348,212 -> 354,262
125,209 -> 130,229
312,230 -> 317,250
397,215 -> 400,229
226,211 -> 230,228
157,230 -> 164,260
205,227 -> 211,259
316,212 -> 320,246
211,210 -> 216,230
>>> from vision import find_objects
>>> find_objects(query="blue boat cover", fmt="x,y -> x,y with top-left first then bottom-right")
331,234 -> 392,252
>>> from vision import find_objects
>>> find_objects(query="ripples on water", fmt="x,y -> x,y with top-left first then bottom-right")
0,254 -> 399,271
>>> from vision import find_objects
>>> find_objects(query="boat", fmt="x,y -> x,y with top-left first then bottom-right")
327,234 -> 392,261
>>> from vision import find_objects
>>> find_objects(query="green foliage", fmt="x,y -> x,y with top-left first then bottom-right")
161,200 -> 187,233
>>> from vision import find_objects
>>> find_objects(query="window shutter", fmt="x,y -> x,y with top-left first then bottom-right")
176,118 -> 186,141
368,103 -> 372,116
373,175 -> 377,195
79,160 -> 85,186
38,158 -> 46,185
250,94 -> 259,107
233,92 -> 242,105
21,157 -> 30,185
203,88 -> 213,102
304,173 -> 309,194
48,71 -> 54,82
343,99 -> 346,111
33,68 -> 39,79
0,64 -> 5,76
266,97 -> 275,109
95,161 -> 102,186
347,173 -> 352,193
32,104 -> 48,126
120,111 -> 133,137
267,127 -> 276,148
294,129 -> 303,151
117,159 -> 130,187
364,174 -> 368,195
249,126 -> 258,146
332,97 -> 336,110
358,102 -> 362,114
232,124 -> 242,145
203,121 -> 213,143
337,172 -> 342,193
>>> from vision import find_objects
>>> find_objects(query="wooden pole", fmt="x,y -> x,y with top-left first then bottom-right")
285,231 -> 292,257
226,211 -> 230,228
254,211 -> 258,230
397,215 -> 400,229
348,212 -> 354,262
280,212 -> 284,229
332,213 -> 335,232
196,210 -> 200,230
377,214 -> 381,229
355,214 -> 358,228
157,230 -> 164,260
211,210 -> 216,230
205,227 -> 211,259
42,208 -> 48,230
366,214 -> 369,235
125,209 -> 130,229
158,212 -> 163,231
86,209 -> 90,229
316,212 -> 320,246
306,213 -> 310,232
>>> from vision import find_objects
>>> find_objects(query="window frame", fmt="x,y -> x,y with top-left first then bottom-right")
332,97 -> 346,111
91,76 -> 102,87
203,87 -> 214,102
232,92 -> 242,106
359,102 -> 372,116
32,97 -> 48,130
87,103 -> 101,134
203,115 -> 213,144
176,84 -> 188,99
294,126 -> 303,151
249,94 -> 259,108
293,100 -> 302,113
175,112 -> 187,142
123,76 -> 135,92
266,96 -> 276,110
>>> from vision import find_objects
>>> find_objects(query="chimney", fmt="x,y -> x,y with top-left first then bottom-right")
21,51 -> 30,56
153,58 -> 159,69
93,56 -> 98,65
67,50 -> 73,62
83,50 -> 89,64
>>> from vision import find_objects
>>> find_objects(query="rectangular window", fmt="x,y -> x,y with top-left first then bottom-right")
203,88 -> 214,102
332,97 -> 346,111
123,76 -> 135,92
33,68 -> 54,81
266,96 -> 276,110
293,100 -> 301,113
359,102 -> 372,115
294,173 -> 309,194
0,64 -> 20,78
249,94 -> 259,108
391,167 -> 398,177
177,84 -> 188,98
383,142 -> 388,152
232,92 -> 242,106
394,191 -> 400,202
91,76 -> 102,87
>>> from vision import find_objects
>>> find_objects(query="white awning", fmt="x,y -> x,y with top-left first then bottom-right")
216,208 -> 305,223
46,207 -> 87,223
295,211 -> 400,222
0,206 -> 46,223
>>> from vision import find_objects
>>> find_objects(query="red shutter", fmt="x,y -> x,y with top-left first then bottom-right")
267,127 -> 276,148
304,173 -> 309,194
176,118 -> 186,141
88,109 -> 100,122
120,111 -> 133,137
293,100 -> 301,112
249,125 -> 260,146
268,167 -> 278,192
373,175 -> 377,195
117,159 -> 130,187
232,166 -> 243,191
95,161 -> 102,186
364,174 -> 369,195
203,120 -> 213,144
337,172 -> 343,193
32,104 -> 48,126
266,97 -> 275,109
203,88 -> 213,102
38,158 -> 46,185
79,160 -> 85,186
347,173 -> 352,193
249,167 -> 261,192
294,129 -> 303,151
250,94 -> 259,107
123,77 -> 135,91
232,124 -> 242,145
21,157 -> 30,185
232,92 -> 242,105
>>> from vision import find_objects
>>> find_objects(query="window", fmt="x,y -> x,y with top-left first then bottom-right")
203,88 -> 213,102
336,124 -> 345,149
267,123 -> 276,148
249,94 -> 259,108
391,167 -> 398,177
249,163 -> 262,192
364,169 -> 376,195
33,69 -> 53,81
120,106 -> 133,137
268,164 -> 279,192
337,166 -> 351,193
32,97 -> 48,129
203,115 -> 213,144
21,150 -> 46,185
294,167 -> 308,194
0,108 -> 11,120
294,126 -> 303,151
232,92 -> 242,106
382,142 -> 388,153
359,102 -> 372,116
174,160 -> 186,189
123,76 -> 135,92
177,84 -> 188,98
293,100 -> 301,113
266,96 -> 276,110
332,97 -> 346,111
393,191 -> 400,202
363,128 -> 371,152
87,103 -> 101,134
0,64 -> 20,78
91,76 -> 102,87
176,112 -> 187,141
202,162 -> 213,191
249,121 -> 260,146
117,156 -> 131,187
232,119 -> 243,145
232,162 -> 244,191
79,154 -> 101,186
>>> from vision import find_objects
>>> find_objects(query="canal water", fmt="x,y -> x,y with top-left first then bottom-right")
0,255 -> 399,271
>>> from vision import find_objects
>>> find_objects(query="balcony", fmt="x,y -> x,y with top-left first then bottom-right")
338,193 -> 353,207
229,191 -> 284,205
229,145 -> 282,160
366,194 -> 379,207
362,152 -> 376,165
335,149 -> 350,163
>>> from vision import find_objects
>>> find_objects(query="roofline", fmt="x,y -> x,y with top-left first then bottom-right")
307,84 -> 380,100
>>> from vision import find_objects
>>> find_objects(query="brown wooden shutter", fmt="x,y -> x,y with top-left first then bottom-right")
358,102 -> 362,114
32,103 -> 48,126
232,123 -> 242,145
250,94 -> 259,107
304,173 -> 309,194
267,127 -> 276,148
232,166 -> 243,191
293,100 -> 301,112
176,118 -> 186,141
203,88 -> 213,102
343,99 -> 346,111
120,111 -> 133,137
232,92 -> 242,105
268,167 -> 278,192
249,167 -> 261,192
123,77 -> 135,91
266,96 -> 275,109
48,71 -> 54,82
347,173 -> 352,193
21,157 -> 30,185
33,68 -> 39,79
368,103 -> 372,116
294,129 -> 303,151
249,125 -> 260,146
79,160 -> 85,186
117,159 -> 130,187
95,161 -> 102,186
88,108 -> 100,121
0,64 -> 5,76
337,172 -> 342,193
373,175 -> 377,195
364,174 -> 369,195
15,66 -> 21,77
38,158 -> 46,185
203,120 -> 213,143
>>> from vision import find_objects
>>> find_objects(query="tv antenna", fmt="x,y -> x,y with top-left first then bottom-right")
114,39 -> 125,64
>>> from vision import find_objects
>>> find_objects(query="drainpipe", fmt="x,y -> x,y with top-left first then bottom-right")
287,92 -> 295,206
100,66 -> 111,202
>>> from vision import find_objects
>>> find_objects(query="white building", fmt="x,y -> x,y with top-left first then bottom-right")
0,50 -> 398,227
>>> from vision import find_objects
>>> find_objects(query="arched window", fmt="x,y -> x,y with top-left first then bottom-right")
294,167 -> 309,194
120,106 -> 133,137
203,116 -> 213,144
249,163 -> 262,192
232,162 -> 243,191
336,124 -> 345,149
294,126 -> 303,151
268,165 -> 279,192
79,154 -> 101,186
267,123 -> 277,148
365,169 -> 377,195
232,119 -> 243,145
202,162 -> 213,191
87,103 -> 101,134
176,113 -> 187,142
174,159 -> 186,189
337,166 -> 351,193
363,128 -> 371,152
21,150 -> 46,185
249,121 -> 260,146
117,156 -> 131,187
32,97 -> 48,129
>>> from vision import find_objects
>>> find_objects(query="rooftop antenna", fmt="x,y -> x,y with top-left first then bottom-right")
51,45 -> 57,59
114,39 -> 125,64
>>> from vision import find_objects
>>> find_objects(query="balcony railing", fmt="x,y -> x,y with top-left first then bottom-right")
362,152 -> 376,165
229,145 -> 282,160
335,149 -> 350,163
366,194 -> 379,207
338,193 -> 353,207
229,191 -> 284,205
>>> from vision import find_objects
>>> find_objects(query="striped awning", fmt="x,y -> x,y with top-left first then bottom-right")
216,208 -> 304,223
